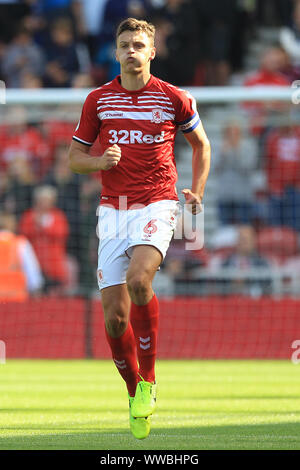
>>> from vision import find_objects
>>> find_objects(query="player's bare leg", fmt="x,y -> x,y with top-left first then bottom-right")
127,245 -> 161,305
101,282 -> 151,439
101,284 -> 139,397
101,284 -> 130,337
126,245 -> 161,418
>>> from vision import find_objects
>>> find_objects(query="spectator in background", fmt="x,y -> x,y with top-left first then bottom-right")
19,185 -> 70,294
0,106 -> 51,179
222,225 -> 271,296
99,0 -> 146,44
0,212 -> 43,302
161,213 -> 209,295
30,0 -> 85,37
275,46 -> 300,84
280,0 -> 300,67
163,238 -> 208,279
147,16 -> 173,83
214,122 -> 258,225
20,71 -> 44,88
42,17 -> 89,87
0,0 -> 31,44
32,0 -> 75,19
244,46 -> 290,137
42,115 -> 77,157
1,23 -> 45,88
244,46 -> 290,87
40,114 -> 78,170
71,72 -> 94,88
149,0 -> 198,86
229,0 -> 256,74
255,0 -> 293,27
193,0 -> 240,86
79,0 -> 108,59
43,143 -> 82,260
4,158 -> 36,221
263,124 -> 300,231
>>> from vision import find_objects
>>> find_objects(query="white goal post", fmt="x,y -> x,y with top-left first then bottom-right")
4,85 -> 295,105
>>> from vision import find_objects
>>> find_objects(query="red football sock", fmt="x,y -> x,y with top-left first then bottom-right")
105,323 -> 139,397
130,294 -> 159,383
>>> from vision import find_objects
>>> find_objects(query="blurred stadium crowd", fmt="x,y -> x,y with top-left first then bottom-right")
0,0 -> 296,88
1,0 -> 300,299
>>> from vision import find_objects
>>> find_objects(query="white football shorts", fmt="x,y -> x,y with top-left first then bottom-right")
97,199 -> 180,290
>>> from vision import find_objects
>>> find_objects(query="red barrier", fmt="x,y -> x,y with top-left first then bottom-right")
0,297 -> 299,358
93,297 -> 300,359
0,298 -> 85,358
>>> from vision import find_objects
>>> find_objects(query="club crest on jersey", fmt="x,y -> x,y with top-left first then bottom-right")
151,108 -> 163,123
97,269 -> 103,282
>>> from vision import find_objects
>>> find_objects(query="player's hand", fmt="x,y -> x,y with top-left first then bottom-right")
99,144 -> 121,170
182,189 -> 203,214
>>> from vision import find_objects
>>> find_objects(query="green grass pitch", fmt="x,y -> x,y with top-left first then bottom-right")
0,359 -> 299,450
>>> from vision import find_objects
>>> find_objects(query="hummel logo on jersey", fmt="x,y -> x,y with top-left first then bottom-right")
103,112 -> 124,118
108,130 -> 165,145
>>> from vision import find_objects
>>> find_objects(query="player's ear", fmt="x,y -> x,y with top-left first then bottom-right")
150,47 -> 156,61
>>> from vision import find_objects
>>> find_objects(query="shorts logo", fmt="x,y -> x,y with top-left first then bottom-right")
143,219 -> 158,235
152,108 -> 163,123
97,269 -> 103,282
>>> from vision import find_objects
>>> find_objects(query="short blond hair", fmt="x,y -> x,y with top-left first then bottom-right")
116,17 -> 155,44
33,185 -> 57,203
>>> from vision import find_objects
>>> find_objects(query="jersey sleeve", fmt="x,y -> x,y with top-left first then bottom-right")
73,91 -> 101,146
175,90 -> 201,134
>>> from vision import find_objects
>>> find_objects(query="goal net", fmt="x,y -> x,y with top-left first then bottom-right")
0,86 -> 299,360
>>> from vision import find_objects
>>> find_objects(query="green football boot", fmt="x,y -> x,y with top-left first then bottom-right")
129,395 -> 151,439
131,379 -> 157,418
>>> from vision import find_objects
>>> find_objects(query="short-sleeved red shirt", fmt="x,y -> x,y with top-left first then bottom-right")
19,208 -> 69,282
265,127 -> 300,194
73,75 -> 200,208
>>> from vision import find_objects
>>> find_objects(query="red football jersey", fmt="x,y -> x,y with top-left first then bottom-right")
265,127 -> 300,194
19,208 -> 69,282
73,75 -> 200,208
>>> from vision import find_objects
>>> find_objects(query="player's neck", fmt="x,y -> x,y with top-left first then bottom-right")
120,70 -> 151,91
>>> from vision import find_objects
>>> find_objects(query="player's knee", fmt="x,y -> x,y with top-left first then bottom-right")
103,300 -> 128,338
126,272 -> 149,298
105,313 -> 128,338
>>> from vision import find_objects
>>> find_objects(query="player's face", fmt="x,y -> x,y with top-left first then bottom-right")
116,31 -> 155,73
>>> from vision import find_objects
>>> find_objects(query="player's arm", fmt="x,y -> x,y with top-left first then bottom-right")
68,90 -> 122,174
68,140 -> 122,174
182,121 -> 211,213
